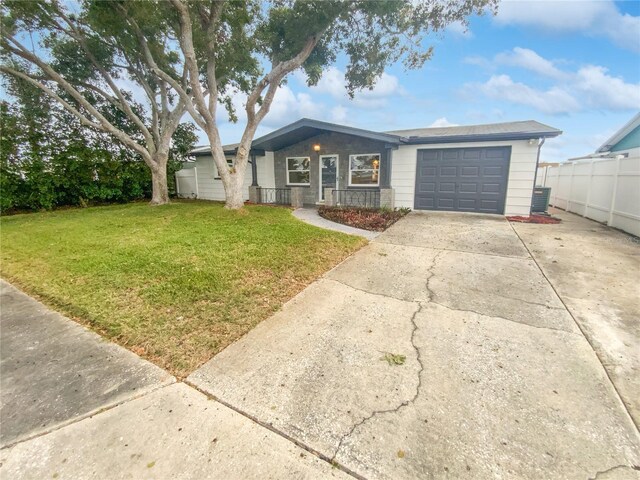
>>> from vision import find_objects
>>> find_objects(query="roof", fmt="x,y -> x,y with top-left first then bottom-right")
251,118 -> 402,151
192,143 -> 240,157
386,120 -> 562,144
190,118 -> 562,156
596,113 -> 640,153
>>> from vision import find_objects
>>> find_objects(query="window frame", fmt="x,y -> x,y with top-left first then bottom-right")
286,156 -> 311,186
348,153 -> 381,187
214,157 -> 235,179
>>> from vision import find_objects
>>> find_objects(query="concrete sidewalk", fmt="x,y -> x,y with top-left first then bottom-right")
0,280 -> 174,448
292,208 -> 380,241
0,281 -> 349,479
189,211 -> 640,479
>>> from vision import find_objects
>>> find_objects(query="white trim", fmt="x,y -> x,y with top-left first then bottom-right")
286,156 -> 311,186
318,154 -> 339,202
194,166 -> 199,197
348,153 -> 381,187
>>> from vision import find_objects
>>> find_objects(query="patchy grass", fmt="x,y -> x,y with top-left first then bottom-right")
380,352 -> 407,366
318,206 -> 410,232
0,200 -> 365,377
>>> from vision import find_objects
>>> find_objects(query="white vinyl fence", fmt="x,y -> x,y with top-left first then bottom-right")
537,149 -> 640,237
175,167 -> 198,198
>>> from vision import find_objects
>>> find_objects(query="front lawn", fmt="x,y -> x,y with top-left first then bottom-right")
0,201 -> 365,377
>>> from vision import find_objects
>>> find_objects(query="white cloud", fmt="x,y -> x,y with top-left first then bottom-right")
494,47 -> 568,80
467,49 -> 640,114
574,65 -> 640,111
494,0 -> 640,53
476,75 -> 581,114
428,117 -> 459,128
331,105 -> 349,124
446,21 -> 474,38
309,66 -> 404,108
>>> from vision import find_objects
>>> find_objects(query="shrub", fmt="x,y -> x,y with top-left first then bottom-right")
318,206 -> 410,232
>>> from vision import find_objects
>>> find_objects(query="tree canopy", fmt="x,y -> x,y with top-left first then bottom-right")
1,0 -> 498,209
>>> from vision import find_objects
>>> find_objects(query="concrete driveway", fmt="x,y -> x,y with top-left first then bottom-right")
189,211 -> 640,479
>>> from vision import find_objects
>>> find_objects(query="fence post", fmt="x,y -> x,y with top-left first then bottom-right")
608,155 -> 622,227
324,188 -> 334,207
380,188 -> 395,209
290,187 -> 304,208
583,160 -> 595,218
248,185 -> 259,204
567,162 -> 576,212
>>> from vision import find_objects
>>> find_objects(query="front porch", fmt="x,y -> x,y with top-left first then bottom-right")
249,186 -> 395,209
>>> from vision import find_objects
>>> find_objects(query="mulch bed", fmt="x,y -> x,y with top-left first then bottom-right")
318,206 -> 410,232
507,215 -> 561,224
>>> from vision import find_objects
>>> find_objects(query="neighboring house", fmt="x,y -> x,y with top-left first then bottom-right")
538,112 -> 640,236
177,118 -> 562,216
570,112 -> 640,161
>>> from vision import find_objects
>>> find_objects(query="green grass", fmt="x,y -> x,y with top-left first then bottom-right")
0,200 -> 366,377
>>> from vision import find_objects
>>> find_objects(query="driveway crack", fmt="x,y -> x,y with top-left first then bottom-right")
332,302 -> 425,461
425,251 -> 444,303
587,464 -> 640,480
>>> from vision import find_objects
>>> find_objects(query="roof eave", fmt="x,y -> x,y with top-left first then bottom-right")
402,131 -> 562,145
251,118 -> 402,151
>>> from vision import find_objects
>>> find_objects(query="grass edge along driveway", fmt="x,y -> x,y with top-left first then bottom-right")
1,201 -> 366,377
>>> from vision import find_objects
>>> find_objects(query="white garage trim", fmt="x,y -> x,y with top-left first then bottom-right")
391,139 -> 540,216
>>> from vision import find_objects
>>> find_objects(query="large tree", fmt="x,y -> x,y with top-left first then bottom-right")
1,0 -> 188,204
164,0 -> 498,209
2,0 -> 497,210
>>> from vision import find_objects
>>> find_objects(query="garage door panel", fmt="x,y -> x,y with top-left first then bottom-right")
415,147 -> 510,214
415,197 -> 435,209
442,150 -> 460,160
439,183 -> 456,193
483,166 -> 505,176
440,166 -> 457,177
421,150 -> 439,161
482,183 -> 501,193
485,148 -> 508,159
458,199 -> 477,210
417,182 -> 436,193
461,166 -> 479,177
437,198 -> 455,209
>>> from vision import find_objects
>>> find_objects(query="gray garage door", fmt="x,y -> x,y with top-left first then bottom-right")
414,147 -> 511,214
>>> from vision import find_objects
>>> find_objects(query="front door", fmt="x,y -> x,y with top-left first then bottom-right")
319,155 -> 338,202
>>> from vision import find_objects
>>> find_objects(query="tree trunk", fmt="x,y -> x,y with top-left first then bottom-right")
224,171 -> 245,209
150,155 -> 169,205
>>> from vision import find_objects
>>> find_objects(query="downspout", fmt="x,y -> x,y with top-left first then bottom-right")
529,137 -> 546,215
250,152 -> 258,187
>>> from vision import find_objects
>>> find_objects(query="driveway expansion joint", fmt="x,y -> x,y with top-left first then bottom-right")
374,240 -> 530,260
182,380 -> 366,480
0,379 -> 176,450
324,277 -> 417,304
420,299 -> 579,336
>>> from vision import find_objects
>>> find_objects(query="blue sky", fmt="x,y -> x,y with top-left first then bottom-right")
214,0 -> 640,163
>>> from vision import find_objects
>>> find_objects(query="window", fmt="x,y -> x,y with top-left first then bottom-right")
349,153 -> 380,186
214,157 -> 234,179
286,157 -> 310,185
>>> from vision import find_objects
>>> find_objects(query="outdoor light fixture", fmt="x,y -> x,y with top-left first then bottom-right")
313,144 -> 321,152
